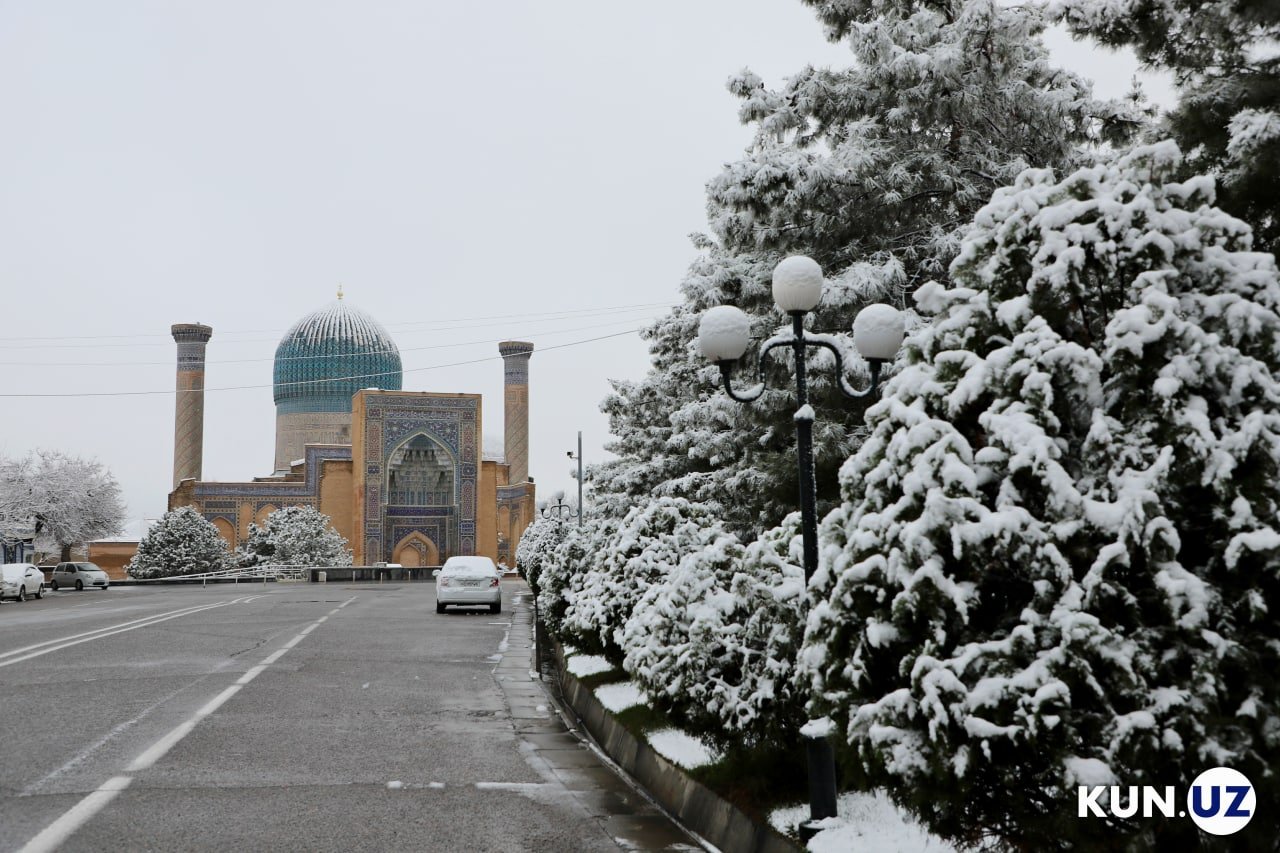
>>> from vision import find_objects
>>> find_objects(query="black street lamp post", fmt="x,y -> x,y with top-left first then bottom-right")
567,431 -> 584,527
698,255 -> 904,838
540,495 -> 579,522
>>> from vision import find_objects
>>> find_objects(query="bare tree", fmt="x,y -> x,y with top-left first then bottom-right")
0,450 -> 126,561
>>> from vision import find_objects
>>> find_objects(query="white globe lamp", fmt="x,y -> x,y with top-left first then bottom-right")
698,305 -> 752,364
772,256 -> 824,314
852,303 -> 905,361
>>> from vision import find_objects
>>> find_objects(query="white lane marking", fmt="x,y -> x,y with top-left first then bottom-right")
16,596 -> 359,853
0,602 -> 236,661
121,595 -> 356,772
474,782 -> 554,791
123,720 -> 197,772
196,684 -> 243,718
21,678 -> 211,796
0,602 -> 237,669
236,665 -> 266,685
18,776 -> 133,853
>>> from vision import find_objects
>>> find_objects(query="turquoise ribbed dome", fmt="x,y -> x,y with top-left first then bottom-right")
273,300 -> 403,413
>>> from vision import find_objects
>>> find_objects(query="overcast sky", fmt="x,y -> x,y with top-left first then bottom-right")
0,1 -> 1173,529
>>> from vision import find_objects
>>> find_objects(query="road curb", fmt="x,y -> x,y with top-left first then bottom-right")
551,640 -> 802,853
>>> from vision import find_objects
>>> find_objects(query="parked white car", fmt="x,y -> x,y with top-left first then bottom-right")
435,556 -> 501,614
1,563 -> 45,601
51,562 -> 109,591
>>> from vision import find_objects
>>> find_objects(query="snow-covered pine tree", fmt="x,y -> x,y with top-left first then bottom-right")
127,507 -> 231,579
595,0 -> 1138,538
621,514 -> 807,750
1057,0 -> 1280,252
799,142 -> 1280,849
236,505 -> 352,568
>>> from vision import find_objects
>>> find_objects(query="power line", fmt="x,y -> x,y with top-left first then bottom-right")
0,329 -> 642,399
0,315 -> 660,368
0,305 -> 663,350
0,302 -> 672,347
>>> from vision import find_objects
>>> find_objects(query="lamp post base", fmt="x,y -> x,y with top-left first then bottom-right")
802,735 -> 839,839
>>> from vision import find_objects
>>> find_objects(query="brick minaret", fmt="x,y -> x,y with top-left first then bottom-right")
171,323 -> 213,489
499,341 -> 534,484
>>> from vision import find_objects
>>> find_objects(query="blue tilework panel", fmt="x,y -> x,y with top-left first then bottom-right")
360,395 -> 480,563
194,446 -> 352,499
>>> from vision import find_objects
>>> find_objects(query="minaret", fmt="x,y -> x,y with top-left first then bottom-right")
499,341 -> 534,484
171,323 -> 213,489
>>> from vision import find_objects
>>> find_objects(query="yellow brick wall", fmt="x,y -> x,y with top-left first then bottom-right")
318,458 -> 355,552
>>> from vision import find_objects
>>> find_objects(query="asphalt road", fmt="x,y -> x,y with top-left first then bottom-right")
0,581 -> 700,852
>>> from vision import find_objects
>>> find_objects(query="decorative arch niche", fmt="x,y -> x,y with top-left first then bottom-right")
393,531 -> 439,567
386,433 -> 456,508
212,517 -> 236,547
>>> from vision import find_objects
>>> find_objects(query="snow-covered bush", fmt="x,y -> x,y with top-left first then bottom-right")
127,507 -> 231,579
536,515 -> 616,642
562,498 -> 719,657
515,513 -> 568,595
800,142 -> 1280,848
236,505 -> 352,567
622,514 -> 807,749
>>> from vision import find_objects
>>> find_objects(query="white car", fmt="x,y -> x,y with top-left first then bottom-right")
435,556 -> 502,614
1,563 -> 46,602
51,562 -> 110,591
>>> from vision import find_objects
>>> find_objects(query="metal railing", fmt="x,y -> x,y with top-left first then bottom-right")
128,564 -> 313,585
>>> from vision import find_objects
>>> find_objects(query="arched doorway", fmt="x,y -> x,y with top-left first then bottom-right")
393,532 -> 439,568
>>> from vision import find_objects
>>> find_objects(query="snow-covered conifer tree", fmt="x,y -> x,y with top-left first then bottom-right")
236,505 -> 351,568
127,507 -> 230,579
622,514 -> 807,749
1057,0 -> 1280,251
800,142 -> 1280,848
596,0 -> 1138,537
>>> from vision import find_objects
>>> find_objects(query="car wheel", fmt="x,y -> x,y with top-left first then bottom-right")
75,579 -> 83,591
34,585 -> 43,600
50,581 -> 58,591
490,601 -> 501,615
17,586 -> 27,602
436,602 -> 446,614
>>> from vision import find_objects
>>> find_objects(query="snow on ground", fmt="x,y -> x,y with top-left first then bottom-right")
646,728 -> 718,770
594,681 -> 648,712
565,654 -> 614,677
770,792 -> 956,852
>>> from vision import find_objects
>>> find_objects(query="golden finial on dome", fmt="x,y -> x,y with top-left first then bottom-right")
337,284 -> 344,300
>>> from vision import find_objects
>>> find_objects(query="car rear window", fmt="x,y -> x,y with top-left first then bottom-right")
440,557 -> 497,576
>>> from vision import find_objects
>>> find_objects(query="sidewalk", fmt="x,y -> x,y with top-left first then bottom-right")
492,581 -> 707,852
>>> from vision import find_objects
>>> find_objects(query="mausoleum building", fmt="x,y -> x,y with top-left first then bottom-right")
167,295 -> 536,567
